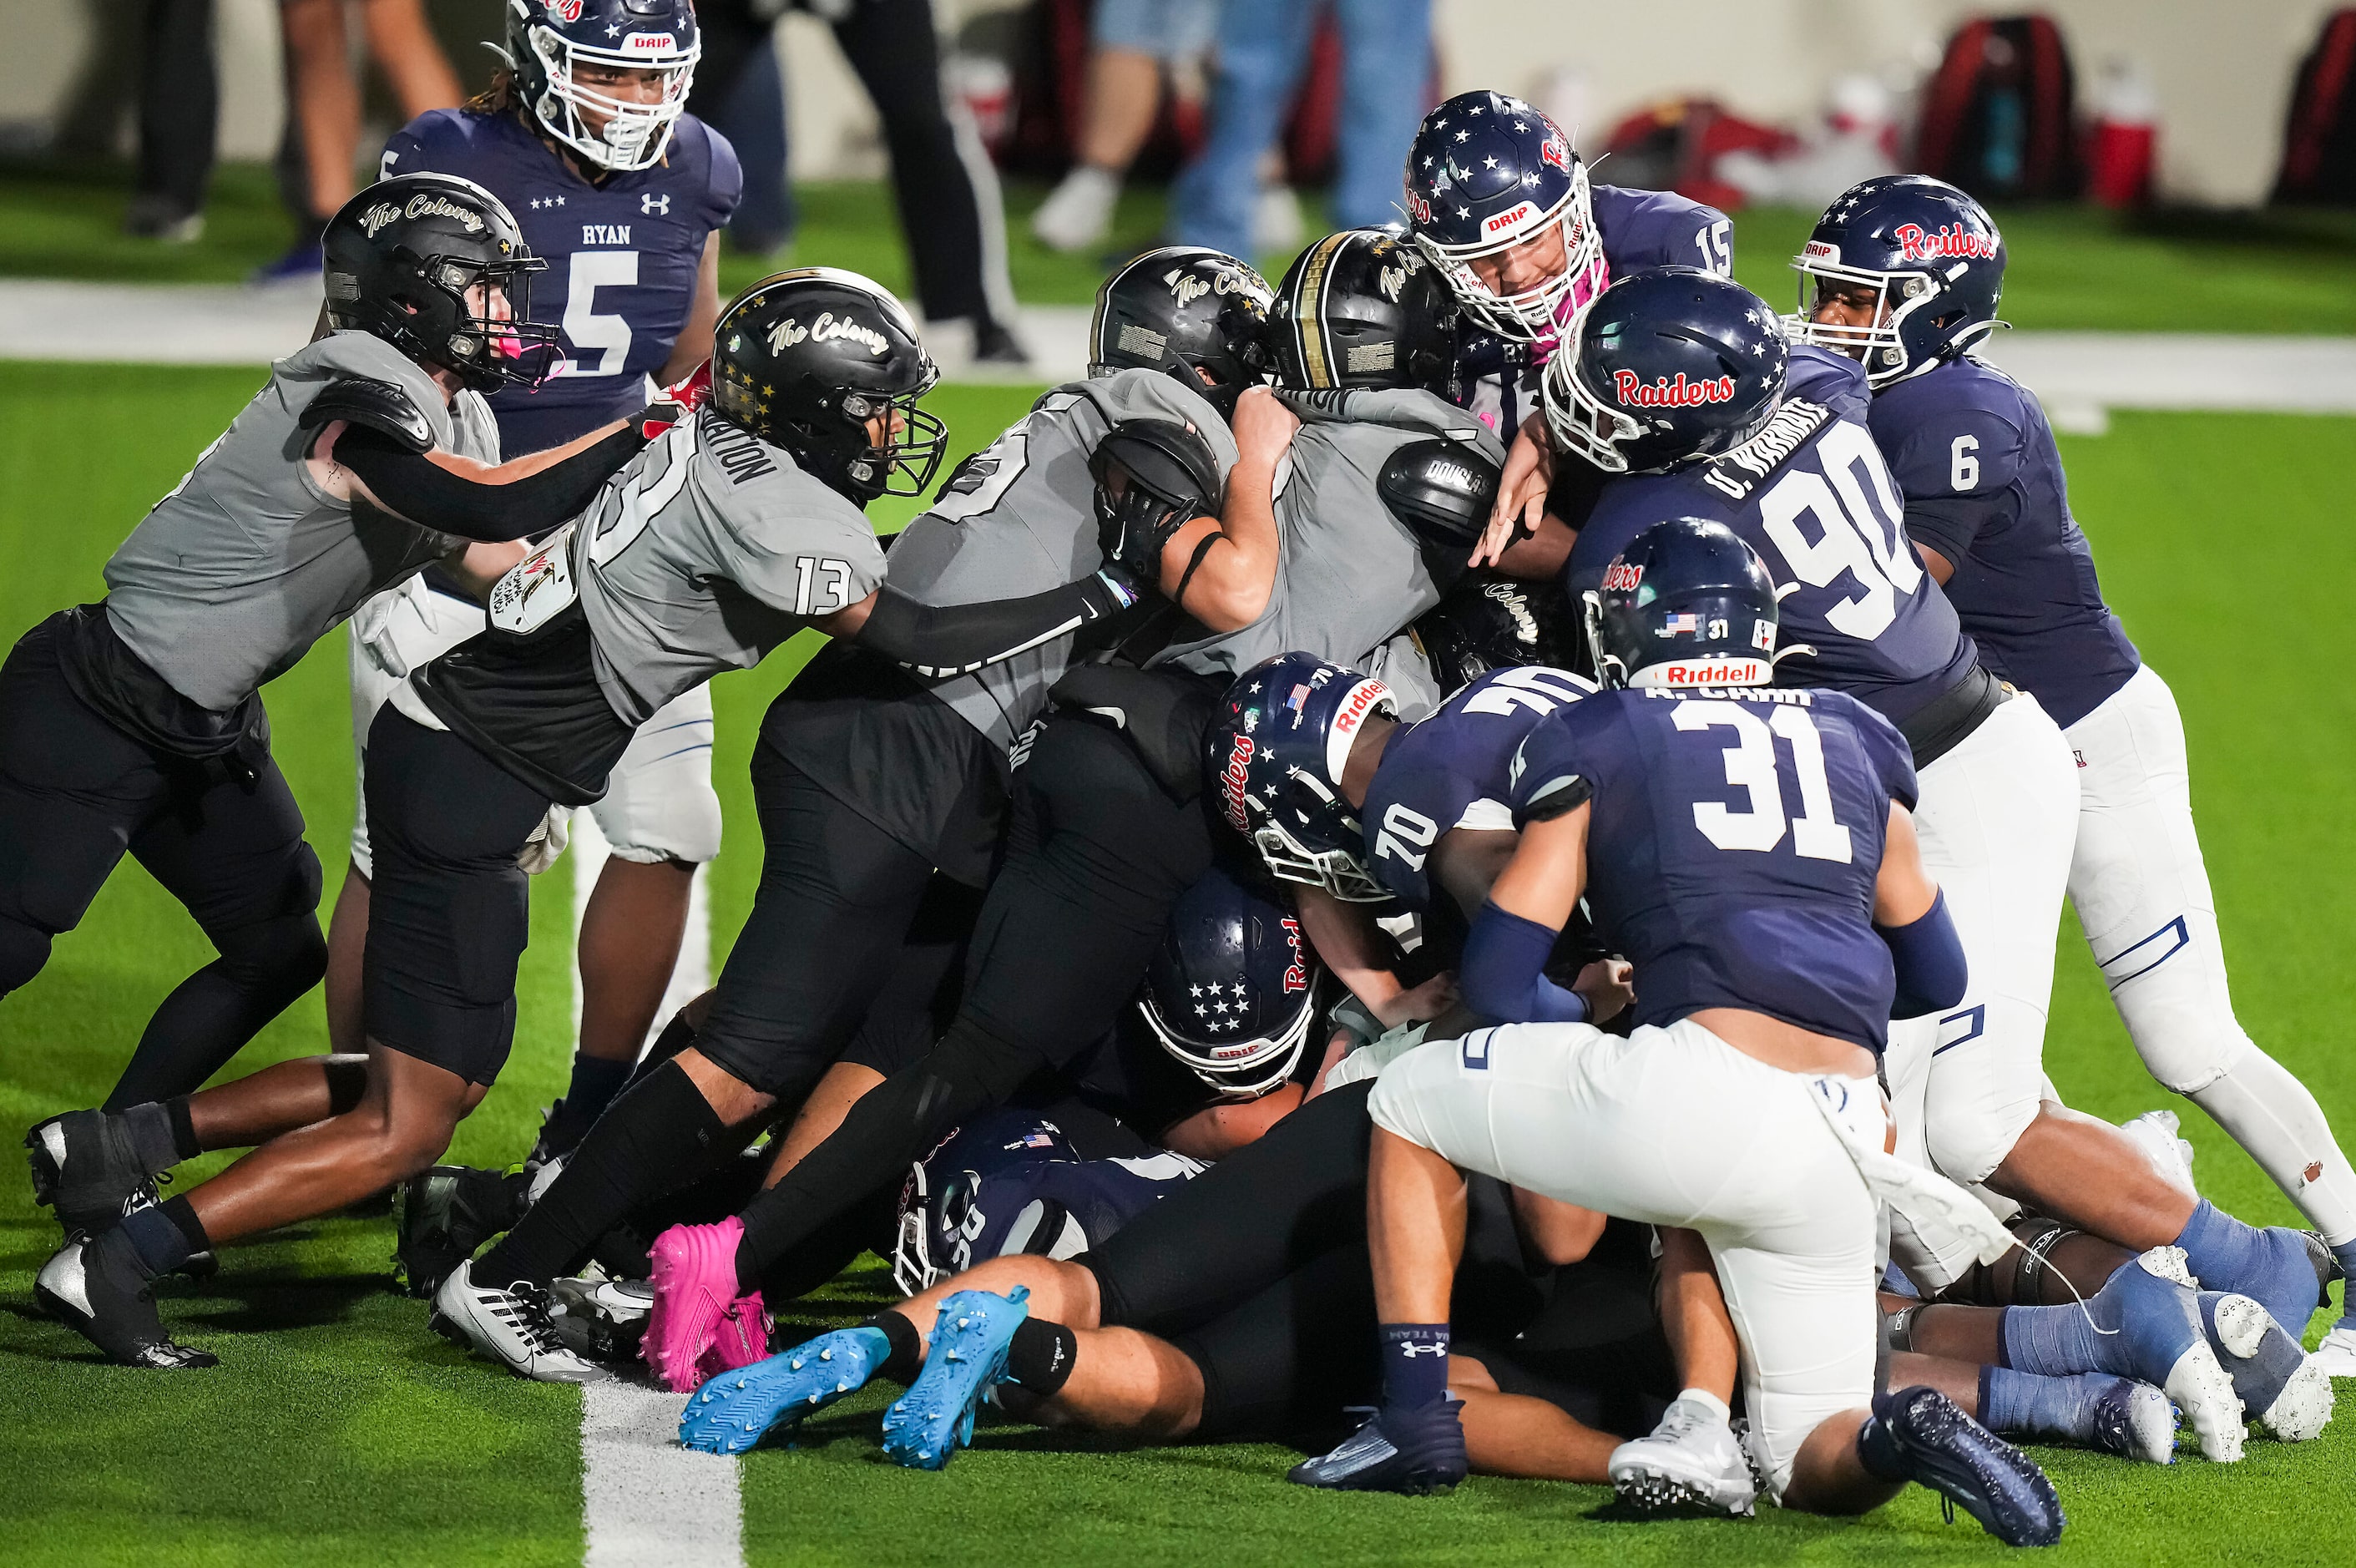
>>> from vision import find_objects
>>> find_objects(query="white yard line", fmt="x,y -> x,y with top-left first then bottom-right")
567,813 -> 738,1568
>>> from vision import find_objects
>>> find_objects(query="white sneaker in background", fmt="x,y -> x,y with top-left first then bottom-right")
1032,166 -> 1121,253
1252,183 -> 1304,257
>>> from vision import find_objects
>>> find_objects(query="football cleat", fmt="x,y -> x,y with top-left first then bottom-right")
2084,1378 -> 2178,1464
680,1328 -> 885,1455
2117,1110 -> 2197,1197
34,1230 -> 215,1368
25,1110 -> 158,1237
881,1288 -> 1031,1471
2103,1247 -> 2247,1463
394,1165 -> 522,1298
1606,1393 -> 1757,1516
2201,1292 -> 2333,1442
549,1271 -> 654,1364
1863,1387 -> 2062,1548
1288,1398 -> 1469,1495
2313,1321 -> 2356,1381
642,1217 -> 767,1393
431,1260 -> 611,1383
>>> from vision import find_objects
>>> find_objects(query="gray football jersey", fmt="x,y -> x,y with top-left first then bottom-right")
1146,387 -> 1499,715
573,407 -> 887,725
883,368 -> 1237,751
103,330 -> 495,712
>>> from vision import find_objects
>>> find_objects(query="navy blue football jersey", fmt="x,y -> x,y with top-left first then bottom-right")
1509,685 -> 1917,1050
1568,347 -> 1978,726
1363,665 -> 1597,911
1453,185 -> 1732,438
381,107 -> 741,454
1870,357 -> 2139,730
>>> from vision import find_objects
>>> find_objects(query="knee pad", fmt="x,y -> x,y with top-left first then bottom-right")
2122,1007 -> 2254,1096
1924,1098 -> 2039,1189
0,913 -> 52,995
213,910 -> 330,1000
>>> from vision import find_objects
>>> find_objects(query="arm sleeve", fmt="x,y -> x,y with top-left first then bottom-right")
332,423 -> 646,542
1460,899 -> 1590,1024
1880,888 -> 1967,1018
734,1026 -> 1049,1290
857,571 -> 1141,677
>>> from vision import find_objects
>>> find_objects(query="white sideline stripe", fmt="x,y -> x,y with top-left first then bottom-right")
566,813 -> 737,1568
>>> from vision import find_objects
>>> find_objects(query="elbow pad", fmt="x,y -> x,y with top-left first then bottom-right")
1880,889 -> 1968,1019
1461,898 -> 1588,1025
299,377 -> 434,454
334,423 -> 647,543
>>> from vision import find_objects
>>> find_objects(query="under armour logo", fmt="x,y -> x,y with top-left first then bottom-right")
642,193 -> 671,215
1397,1342 -> 1448,1357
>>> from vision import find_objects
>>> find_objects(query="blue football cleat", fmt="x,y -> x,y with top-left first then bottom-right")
678,1327 -> 885,1455
1287,1399 -> 1469,1495
2093,1248 -> 2247,1462
1864,1386 -> 2064,1548
879,1287 -> 1029,1471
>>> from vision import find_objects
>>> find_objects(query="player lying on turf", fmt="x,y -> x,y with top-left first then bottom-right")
1792,174 -> 2356,1377
27,271 -> 1141,1370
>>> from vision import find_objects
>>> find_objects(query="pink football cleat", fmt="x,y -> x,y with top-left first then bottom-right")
700,1290 -> 771,1381
644,1218 -> 752,1393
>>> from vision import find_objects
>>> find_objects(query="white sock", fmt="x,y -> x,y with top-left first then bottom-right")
2189,1049 -> 2356,1246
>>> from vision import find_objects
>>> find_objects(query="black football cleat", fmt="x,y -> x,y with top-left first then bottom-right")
1864,1386 -> 2063,1548
1288,1399 -> 1469,1495
35,1231 -> 216,1369
26,1110 -> 158,1238
394,1165 -> 523,1297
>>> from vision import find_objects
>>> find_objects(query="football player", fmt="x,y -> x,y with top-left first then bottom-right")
433,249 -> 1277,1361
1794,175 -> 2356,1373
332,0 -> 739,1162
30,271 -> 1134,1371
632,226 -> 1585,1371
3,172 -> 649,1139
1298,518 -> 2070,1544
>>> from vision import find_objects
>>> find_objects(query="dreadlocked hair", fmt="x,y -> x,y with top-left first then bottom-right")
467,68 -> 518,114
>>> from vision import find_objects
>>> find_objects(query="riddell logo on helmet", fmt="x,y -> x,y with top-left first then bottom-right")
1612,370 -> 1736,407
1539,138 -> 1572,174
1281,915 -> 1309,994
1330,680 -> 1388,741
1484,201 -> 1539,236
1600,560 -> 1643,593
1662,658 -> 1767,685
1893,222 -> 1997,263
1220,734 -> 1256,833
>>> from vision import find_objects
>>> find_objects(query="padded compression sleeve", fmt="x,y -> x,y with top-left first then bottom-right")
732,1019 -> 1049,1293
1880,889 -> 1968,1019
857,571 -> 1141,678
1459,898 -> 1590,1025
333,422 -> 647,542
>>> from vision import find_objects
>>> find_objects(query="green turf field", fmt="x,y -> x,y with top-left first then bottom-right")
0,360 -> 2352,1565
10,159 -> 2356,334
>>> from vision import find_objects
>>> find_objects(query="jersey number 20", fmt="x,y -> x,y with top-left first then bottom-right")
1672,700 -> 1854,863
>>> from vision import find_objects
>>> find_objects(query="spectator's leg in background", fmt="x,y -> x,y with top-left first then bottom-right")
1168,0 -> 1319,262
128,0 -> 218,240
831,0 -> 1024,362
707,31 -> 794,255
281,0 -> 361,227
356,0 -> 461,120
1032,0 -> 1214,253
1329,0 -> 1430,230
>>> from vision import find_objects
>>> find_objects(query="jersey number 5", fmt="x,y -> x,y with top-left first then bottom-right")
1672,701 -> 1853,862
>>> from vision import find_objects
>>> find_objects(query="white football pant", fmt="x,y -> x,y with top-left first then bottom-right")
2068,665 -> 2356,1247
1368,1019 -> 1885,1501
346,579 -> 721,879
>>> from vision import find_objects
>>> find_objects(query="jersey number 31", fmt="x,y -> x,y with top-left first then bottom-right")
1673,700 -> 1854,863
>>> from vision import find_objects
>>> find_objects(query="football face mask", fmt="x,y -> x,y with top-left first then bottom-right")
1418,169 -> 1609,357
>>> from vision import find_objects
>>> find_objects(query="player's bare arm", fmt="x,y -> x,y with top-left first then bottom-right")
1153,386 -> 1296,630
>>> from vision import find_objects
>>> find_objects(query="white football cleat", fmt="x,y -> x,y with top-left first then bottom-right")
2118,1110 -> 2197,1198
2313,1322 -> 2356,1380
432,1260 -> 611,1383
1606,1393 -> 1757,1516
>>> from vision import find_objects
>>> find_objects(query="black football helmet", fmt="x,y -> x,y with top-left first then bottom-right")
710,268 -> 947,503
1585,517 -> 1781,690
1138,863 -> 1322,1099
1089,245 -> 1274,417
1542,266 -> 1788,474
1792,175 -> 2007,389
505,0 -> 700,172
324,173 -> 559,391
1413,576 -> 1587,692
1268,227 -> 1459,395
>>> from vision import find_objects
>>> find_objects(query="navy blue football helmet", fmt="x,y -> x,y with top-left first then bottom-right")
1269,228 -> 1459,395
1541,267 -> 1788,474
1792,175 -> 2006,388
1205,653 -> 1398,903
505,0 -> 700,172
1584,518 -> 1781,690
1401,91 -> 1608,350
1138,863 -> 1322,1098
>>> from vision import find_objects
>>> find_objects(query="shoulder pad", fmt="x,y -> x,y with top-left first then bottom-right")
298,377 -> 435,454
1377,438 -> 1499,549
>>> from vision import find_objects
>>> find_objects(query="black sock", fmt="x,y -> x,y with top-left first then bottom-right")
1855,1387 -> 1911,1480
1004,1318 -> 1078,1397
474,1060 -> 727,1287
118,1196 -> 210,1278
119,1102 -> 181,1176
1378,1323 -> 1451,1409
166,1096 -> 202,1161
868,1309 -> 924,1384
550,1055 -> 635,1144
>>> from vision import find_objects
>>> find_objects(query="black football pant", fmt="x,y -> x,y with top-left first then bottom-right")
134,0 -> 217,218
0,619 -> 324,1109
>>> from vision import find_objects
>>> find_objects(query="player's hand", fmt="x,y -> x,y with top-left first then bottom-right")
1572,959 -> 1635,1024
641,359 -> 713,439
1231,386 -> 1301,469
1472,414 -> 1555,568
1374,969 -> 1459,1032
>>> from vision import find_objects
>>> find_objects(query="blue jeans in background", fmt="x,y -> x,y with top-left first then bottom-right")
1168,0 -> 1433,262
